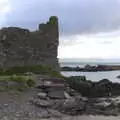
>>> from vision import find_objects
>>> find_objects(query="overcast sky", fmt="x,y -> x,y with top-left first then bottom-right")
0,0 -> 120,59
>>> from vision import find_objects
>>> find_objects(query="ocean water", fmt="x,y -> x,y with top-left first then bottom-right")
60,62 -> 120,83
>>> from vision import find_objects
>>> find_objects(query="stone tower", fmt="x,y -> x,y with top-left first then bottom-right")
0,16 -> 59,71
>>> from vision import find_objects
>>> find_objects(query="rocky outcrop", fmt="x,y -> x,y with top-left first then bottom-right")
0,76 -> 120,119
65,76 -> 120,97
30,77 -> 86,116
61,65 -> 120,72
30,77 -> 120,117
0,16 -> 59,71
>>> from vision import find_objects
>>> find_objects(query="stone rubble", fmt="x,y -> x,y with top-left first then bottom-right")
31,78 -> 120,117
0,77 -> 120,119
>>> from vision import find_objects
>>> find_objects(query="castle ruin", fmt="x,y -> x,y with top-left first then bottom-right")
0,16 -> 59,70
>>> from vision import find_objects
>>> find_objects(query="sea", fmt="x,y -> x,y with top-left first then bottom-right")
60,62 -> 120,83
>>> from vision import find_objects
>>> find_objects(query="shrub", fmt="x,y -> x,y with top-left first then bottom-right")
49,16 -> 57,25
26,79 -> 36,88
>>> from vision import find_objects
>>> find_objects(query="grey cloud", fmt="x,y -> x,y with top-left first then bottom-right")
1,0 -> 120,35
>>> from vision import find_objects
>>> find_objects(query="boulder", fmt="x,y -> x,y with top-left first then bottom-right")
37,92 -> 47,99
47,109 -> 63,117
60,98 -> 85,115
36,83 -> 64,90
116,75 -> 120,79
111,97 -> 120,106
98,79 -> 111,84
48,90 -> 65,99
44,81 -> 53,85
31,99 -> 51,108
44,83 -> 65,99
64,91 -> 72,99
42,78 -> 65,84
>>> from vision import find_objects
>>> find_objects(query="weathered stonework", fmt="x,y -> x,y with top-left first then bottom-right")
0,16 -> 59,70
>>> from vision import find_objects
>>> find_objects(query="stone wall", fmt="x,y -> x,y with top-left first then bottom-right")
0,16 -> 59,71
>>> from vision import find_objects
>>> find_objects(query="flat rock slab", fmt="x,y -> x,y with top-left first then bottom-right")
46,83 -> 65,87
37,83 -> 65,88
31,99 -> 51,108
48,90 -> 65,99
41,78 -> 65,84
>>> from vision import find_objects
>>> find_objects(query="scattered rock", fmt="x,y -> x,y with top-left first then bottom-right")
37,92 -> 47,99
47,109 -> 63,117
111,97 -> 120,106
64,91 -> 72,99
44,81 -> 53,85
95,101 -> 111,107
4,104 -> 8,107
2,116 -> 9,120
31,99 -> 51,108
2,75 -> 120,119
42,78 -> 65,84
116,75 -> 120,78
48,90 -> 65,99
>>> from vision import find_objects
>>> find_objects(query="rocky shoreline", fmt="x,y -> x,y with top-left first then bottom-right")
0,75 -> 120,119
30,77 -> 120,117
65,76 -> 120,97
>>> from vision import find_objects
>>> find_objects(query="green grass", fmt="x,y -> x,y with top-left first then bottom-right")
0,75 -> 35,81
0,65 -> 64,92
0,74 -> 36,92
0,65 -> 63,78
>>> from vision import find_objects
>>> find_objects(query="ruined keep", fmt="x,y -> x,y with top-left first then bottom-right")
0,16 -> 59,70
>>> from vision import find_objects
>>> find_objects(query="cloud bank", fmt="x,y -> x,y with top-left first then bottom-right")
0,0 -> 120,59
58,30 -> 120,59
0,0 -> 120,34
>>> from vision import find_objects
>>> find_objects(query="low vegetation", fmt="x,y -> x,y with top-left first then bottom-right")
49,16 -> 57,25
26,78 -> 36,88
0,74 -> 36,92
10,75 -> 27,83
0,65 -> 64,92
0,65 -> 63,78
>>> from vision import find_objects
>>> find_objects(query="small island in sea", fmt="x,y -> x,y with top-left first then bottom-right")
61,64 -> 120,72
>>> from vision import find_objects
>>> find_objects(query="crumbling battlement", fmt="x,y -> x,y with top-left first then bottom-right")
0,16 -> 59,70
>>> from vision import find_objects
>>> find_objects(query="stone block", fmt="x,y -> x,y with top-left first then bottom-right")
48,90 -> 65,99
